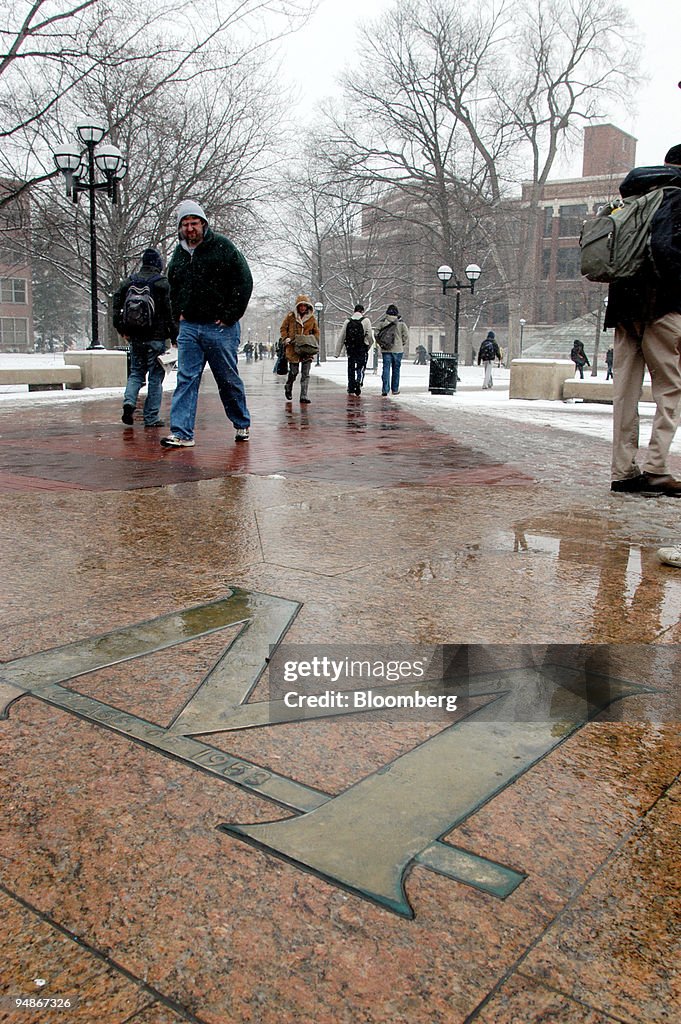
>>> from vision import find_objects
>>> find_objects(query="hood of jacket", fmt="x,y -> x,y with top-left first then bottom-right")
619,165 -> 681,198
133,265 -> 165,281
295,295 -> 313,312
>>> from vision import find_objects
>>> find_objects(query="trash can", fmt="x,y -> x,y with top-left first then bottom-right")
428,352 -> 458,395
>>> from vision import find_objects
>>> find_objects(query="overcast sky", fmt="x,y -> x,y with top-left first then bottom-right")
282,0 -> 681,174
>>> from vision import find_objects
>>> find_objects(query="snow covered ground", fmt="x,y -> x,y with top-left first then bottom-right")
0,351 -> 672,455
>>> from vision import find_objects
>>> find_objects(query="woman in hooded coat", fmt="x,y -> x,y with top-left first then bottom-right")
279,295 -> 320,403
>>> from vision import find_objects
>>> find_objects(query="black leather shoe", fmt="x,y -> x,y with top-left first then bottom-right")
611,474 -> 647,492
641,473 -> 681,497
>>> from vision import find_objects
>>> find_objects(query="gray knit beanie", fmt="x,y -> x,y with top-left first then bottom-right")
175,199 -> 208,230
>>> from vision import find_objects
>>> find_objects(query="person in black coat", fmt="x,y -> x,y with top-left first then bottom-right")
605,347 -> 614,380
477,331 -> 501,388
569,340 -> 590,379
113,248 -> 177,427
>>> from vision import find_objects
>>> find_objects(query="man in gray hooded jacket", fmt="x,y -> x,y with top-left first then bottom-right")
374,304 -> 409,396
161,199 -> 253,447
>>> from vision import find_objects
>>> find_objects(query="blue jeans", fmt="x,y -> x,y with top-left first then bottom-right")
124,340 -> 166,424
382,352 -> 403,394
170,321 -> 250,439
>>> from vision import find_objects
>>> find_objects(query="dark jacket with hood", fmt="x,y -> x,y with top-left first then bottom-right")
113,265 -> 177,344
604,164 -> 681,331
168,212 -> 253,327
478,332 -> 501,363
570,341 -> 590,368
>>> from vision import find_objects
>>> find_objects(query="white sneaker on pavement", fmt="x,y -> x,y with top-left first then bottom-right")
657,545 -> 681,568
160,434 -> 195,448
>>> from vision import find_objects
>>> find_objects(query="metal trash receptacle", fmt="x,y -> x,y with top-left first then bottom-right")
428,352 -> 458,395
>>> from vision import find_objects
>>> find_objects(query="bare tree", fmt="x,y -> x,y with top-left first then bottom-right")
0,0 -> 315,203
322,0 -> 639,354
264,142 -> 399,358
26,40 -> 289,345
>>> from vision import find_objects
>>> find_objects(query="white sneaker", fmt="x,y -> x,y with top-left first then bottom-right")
657,545 -> 681,567
160,434 -> 195,448
235,428 -> 250,442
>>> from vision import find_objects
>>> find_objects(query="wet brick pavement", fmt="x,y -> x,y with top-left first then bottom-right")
0,363 -> 679,1024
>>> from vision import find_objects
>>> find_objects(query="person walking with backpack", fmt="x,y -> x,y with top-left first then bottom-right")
374,304 -> 409,396
569,340 -> 590,379
477,331 -> 501,389
280,295 -> 320,404
161,199 -> 253,448
335,303 -> 374,395
606,145 -> 681,496
113,248 -> 177,428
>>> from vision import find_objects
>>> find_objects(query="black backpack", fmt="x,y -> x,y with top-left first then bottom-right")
122,274 -> 160,332
479,339 -> 495,361
345,317 -> 365,351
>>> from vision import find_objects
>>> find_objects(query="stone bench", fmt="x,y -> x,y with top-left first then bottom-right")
0,366 -> 83,391
510,359 -> 574,400
510,360 -> 653,403
562,379 -> 653,403
65,350 -> 127,388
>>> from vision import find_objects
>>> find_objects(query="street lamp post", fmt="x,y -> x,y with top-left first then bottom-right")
519,318 -> 526,357
53,121 -> 126,350
314,301 -> 324,365
591,294 -> 608,377
437,262 -> 481,361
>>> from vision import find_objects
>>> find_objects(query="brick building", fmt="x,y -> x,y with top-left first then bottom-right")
526,124 -> 637,325
0,182 -> 33,352
306,124 -> 639,360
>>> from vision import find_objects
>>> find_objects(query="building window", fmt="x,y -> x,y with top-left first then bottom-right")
537,293 -> 552,323
0,278 -> 27,303
556,247 -> 581,279
558,204 -> 587,237
541,248 -> 551,279
0,317 -> 28,349
542,207 -> 554,236
490,299 -> 509,325
555,290 -> 585,322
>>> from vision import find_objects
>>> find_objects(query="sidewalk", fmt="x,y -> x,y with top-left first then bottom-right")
0,358 -> 679,1024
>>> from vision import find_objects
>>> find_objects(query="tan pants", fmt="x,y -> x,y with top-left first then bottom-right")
611,312 -> 681,479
